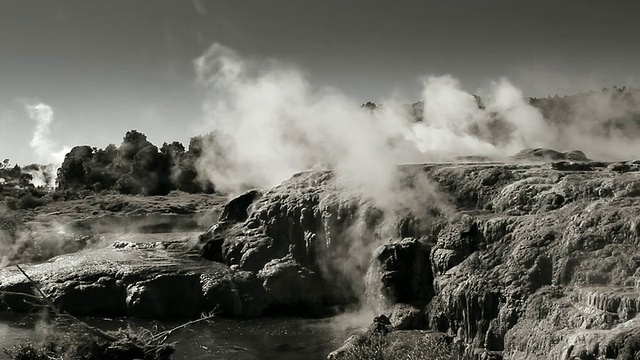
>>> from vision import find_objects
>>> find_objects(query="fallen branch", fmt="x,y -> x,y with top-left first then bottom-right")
15,264 -> 118,343
15,265 -> 60,315
0,290 -> 46,302
152,309 -> 218,344
9,265 -> 218,359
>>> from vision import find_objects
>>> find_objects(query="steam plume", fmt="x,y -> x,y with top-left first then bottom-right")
25,103 -> 70,187
193,44 -> 640,320
193,44 -> 552,198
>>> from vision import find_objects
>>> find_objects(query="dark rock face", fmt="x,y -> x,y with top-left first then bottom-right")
125,274 -> 203,318
368,237 -> 433,305
219,189 -> 262,223
197,171 -> 396,315
199,189 -> 262,262
54,277 -> 127,316
608,327 -> 640,360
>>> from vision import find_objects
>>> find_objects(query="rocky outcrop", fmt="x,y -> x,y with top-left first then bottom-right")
4,150 -> 640,360
512,148 -> 589,162
195,154 -> 640,359
197,169 -> 448,317
503,286 -> 640,360
0,241 -> 233,318
367,237 -> 433,307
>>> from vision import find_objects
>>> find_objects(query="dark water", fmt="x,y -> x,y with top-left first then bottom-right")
0,313 -> 353,359
66,213 -> 215,235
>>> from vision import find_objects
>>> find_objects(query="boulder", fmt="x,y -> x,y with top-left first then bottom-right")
368,237 -> 433,305
386,303 -> 425,330
125,274 -> 202,318
258,256 -> 327,315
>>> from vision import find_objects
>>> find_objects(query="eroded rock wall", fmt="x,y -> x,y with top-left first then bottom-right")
4,158 -> 640,360
199,160 -> 640,359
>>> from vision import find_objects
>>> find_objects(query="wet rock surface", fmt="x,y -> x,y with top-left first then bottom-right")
0,241 -> 230,318
4,156 -> 640,359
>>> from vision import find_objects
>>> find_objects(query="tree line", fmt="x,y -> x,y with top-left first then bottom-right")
56,130 -> 216,196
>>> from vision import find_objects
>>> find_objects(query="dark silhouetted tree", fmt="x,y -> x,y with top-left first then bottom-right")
56,130 -> 217,195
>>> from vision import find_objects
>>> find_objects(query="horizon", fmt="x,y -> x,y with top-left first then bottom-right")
1,1 -> 639,165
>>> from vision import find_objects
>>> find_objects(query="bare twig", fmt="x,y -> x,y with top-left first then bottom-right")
14,264 -> 119,343
0,290 -> 45,301
11,264 -> 218,357
151,309 -> 218,344
15,265 -> 59,315
22,300 -> 49,309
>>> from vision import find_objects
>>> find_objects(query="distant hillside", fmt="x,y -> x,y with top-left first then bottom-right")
529,86 -> 640,137
364,86 -> 640,153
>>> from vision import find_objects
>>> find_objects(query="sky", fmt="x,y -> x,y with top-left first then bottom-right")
1,0 -> 639,165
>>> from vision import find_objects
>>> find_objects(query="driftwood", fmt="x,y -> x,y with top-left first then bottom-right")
152,309 -> 218,344
14,264 -> 119,343
2,265 -> 219,358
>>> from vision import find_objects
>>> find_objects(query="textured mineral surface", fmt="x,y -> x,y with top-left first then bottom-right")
3,155 -> 640,359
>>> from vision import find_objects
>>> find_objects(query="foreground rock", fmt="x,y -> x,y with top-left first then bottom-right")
0,241 -> 226,317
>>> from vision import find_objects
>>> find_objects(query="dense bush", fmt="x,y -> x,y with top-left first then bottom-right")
0,162 -> 52,210
56,130 -> 216,196
339,332 -> 462,360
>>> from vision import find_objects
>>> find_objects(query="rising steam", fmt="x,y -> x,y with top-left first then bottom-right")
193,43 -> 555,199
192,44 -> 640,321
25,103 -> 70,187
194,44 -> 640,199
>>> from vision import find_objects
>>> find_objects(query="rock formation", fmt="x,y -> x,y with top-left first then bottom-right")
4,149 -> 640,359
198,150 -> 640,359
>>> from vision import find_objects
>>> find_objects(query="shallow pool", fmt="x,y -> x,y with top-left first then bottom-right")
0,313 -> 358,359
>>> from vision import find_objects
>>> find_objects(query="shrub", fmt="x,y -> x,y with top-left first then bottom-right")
341,332 -> 462,360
